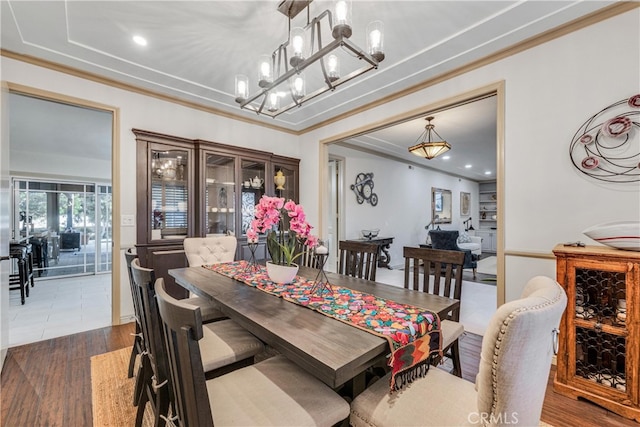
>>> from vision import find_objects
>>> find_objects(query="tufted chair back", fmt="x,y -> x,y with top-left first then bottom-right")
349,275 -> 566,427
183,236 -> 237,267
475,275 -> 567,426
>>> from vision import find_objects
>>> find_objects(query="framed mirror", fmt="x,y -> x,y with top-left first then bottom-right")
431,187 -> 452,224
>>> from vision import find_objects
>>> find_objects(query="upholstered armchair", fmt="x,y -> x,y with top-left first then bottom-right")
350,276 -> 568,427
429,230 -> 478,278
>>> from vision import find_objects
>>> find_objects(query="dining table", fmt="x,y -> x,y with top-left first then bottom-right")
168,264 -> 459,396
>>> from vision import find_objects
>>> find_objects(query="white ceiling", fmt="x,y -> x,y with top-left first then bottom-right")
9,93 -> 113,162
1,0 -> 616,180
336,94 -> 498,181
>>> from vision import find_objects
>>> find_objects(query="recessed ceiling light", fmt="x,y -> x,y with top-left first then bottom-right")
484,171 -> 492,175
441,155 -> 450,160
133,35 -> 147,46
464,164 -> 472,168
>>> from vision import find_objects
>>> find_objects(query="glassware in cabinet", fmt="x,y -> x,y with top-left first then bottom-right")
240,158 -> 266,235
204,153 -> 236,236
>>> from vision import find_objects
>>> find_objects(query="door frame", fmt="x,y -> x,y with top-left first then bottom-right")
327,155 -> 345,272
318,82 -> 506,305
6,83 -> 122,324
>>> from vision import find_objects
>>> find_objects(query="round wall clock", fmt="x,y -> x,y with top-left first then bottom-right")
350,172 -> 378,206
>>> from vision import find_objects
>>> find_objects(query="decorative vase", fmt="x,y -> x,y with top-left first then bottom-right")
266,261 -> 299,284
274,170 -> 286,190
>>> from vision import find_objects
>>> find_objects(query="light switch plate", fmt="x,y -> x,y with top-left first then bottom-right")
121,214 -> 135,227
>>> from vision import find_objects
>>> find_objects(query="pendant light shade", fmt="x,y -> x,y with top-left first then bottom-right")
409,116 -> 451,160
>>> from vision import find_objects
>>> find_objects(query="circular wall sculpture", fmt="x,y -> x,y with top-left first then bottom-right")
569,94 -> 640,183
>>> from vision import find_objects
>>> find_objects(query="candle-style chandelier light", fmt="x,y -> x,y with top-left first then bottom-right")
234,0 -> 385,118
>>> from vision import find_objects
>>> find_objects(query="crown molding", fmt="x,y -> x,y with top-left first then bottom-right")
0,49 -> 299,136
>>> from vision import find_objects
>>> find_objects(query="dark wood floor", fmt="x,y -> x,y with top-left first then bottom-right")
1,323 -> 637,426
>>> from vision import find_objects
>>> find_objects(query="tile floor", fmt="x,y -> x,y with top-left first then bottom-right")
8,274 -> 112,347
8,265 -> 497,348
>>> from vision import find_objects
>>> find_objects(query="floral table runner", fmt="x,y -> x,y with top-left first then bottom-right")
203,260 -> 442,391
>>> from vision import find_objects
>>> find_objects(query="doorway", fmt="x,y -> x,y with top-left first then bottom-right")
12,178 -> 112,277
5,86 -> 120,347
319,83 -> 505,307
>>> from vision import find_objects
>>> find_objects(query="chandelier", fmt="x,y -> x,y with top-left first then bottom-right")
408,116 -> 451,160
234,0 -> 385,118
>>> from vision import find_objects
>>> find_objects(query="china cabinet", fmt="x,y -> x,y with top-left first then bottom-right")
553,244 -> 640,422
135,129 -> 299,297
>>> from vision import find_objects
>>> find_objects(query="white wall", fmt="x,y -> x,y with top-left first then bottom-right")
300,9 -> 640,302
329,144 -> 478,267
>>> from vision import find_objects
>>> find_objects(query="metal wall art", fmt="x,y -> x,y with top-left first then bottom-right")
570,94 -> 640,183
351,172 -> 378,206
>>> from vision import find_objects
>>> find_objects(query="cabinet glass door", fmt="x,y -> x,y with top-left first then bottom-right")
273,163 -> 298,201
150,148 -> 189,241
205,153 -> 236,236
573,266 -> 628,392
240,159 -> 266,235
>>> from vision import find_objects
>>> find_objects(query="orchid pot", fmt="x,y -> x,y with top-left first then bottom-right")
266,261 -> 299,284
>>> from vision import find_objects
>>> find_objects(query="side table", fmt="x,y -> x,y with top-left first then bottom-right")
346,237 -> 394,269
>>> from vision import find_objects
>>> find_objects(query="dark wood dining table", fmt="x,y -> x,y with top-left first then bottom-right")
168,265 -> 459,395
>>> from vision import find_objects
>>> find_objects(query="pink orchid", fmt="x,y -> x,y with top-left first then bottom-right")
246,195 -> 318,266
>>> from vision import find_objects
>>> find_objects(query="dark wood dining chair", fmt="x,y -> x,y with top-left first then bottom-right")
124,248 -> 144,380
294,241 -> 319,268
428,229 -> 478,278
338,240 -> 379,281
130,259 -> 267,426
154,277 -> 350,427
130,258 -> 172,427
403,246 -> 466,377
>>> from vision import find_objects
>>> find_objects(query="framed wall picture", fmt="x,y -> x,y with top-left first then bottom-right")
460,192 -> 471,216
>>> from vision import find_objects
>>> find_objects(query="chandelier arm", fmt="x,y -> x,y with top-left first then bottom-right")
314,19 -> 335,90
237,6 -> 381,118
255,93 -> 267,115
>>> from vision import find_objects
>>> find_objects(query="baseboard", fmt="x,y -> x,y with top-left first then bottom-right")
120,314 -> 135,324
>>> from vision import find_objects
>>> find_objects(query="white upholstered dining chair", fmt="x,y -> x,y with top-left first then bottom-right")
350,275 -> 567,427
183,236 -> 237,323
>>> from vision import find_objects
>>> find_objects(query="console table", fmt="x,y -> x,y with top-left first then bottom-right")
347,237 -> 394,269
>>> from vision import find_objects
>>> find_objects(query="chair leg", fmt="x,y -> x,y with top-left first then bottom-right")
128,323 -> 142,378
473,267 -> 477,279
135,391 -> 149,427
18,258 -> 26,304
134,353 -> 153,406
128,343 -> 138,379
154,387 -> 171,427
449,340 -> 462,378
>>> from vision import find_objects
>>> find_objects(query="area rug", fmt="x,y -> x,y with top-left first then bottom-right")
91,347 -> 153,427
476,256 -> 497,276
